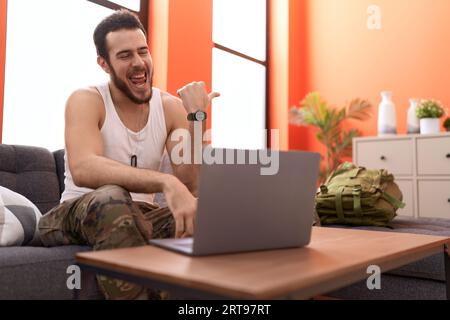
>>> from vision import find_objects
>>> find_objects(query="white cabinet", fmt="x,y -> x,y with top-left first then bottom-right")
418,181 -> 450,219
356,140 -> 413,176
353,133 -> 450,219
395,180 -> 414,217
417,137 -> 450,176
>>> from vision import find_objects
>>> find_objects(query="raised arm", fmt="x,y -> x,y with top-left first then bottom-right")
163,82 -> 220,197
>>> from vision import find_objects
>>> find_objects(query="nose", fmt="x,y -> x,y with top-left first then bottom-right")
131,53 -> 145,68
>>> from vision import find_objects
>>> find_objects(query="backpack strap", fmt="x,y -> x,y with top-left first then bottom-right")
352,185 -> 363,218
348,167 -> 363,179
382,191 -> 406,209
336,186 -> 345,221
324,162 -> 354,185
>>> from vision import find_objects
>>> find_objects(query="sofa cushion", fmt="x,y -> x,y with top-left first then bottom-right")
0,246 -> 101,300
0,145 -> 61,214
0,186 -> 42,246
327,217 -> 450,282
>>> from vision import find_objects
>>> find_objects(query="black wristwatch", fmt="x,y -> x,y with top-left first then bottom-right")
187,110 -> 208,122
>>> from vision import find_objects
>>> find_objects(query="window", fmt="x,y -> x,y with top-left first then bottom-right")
211,0 -> 267,150
2,0 -> 148,151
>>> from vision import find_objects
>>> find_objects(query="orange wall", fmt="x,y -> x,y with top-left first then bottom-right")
167,0 -> 213,129
149,0 -> 169,92
268,0 -> 289,150
269,0 -> 312,150
288,0 -> 309,151
150,0 -> 213,129
0,0 -> 6,143
290,0 -> 450,153
166,0 -> 212,96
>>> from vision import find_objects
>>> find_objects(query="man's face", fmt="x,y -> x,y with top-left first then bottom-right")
105,28 -> 153,104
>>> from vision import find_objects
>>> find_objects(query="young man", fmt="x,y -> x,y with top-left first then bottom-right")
38,10 -> 219,300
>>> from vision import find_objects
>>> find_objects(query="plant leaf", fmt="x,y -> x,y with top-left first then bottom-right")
347,99 -> 372,121
291,93 -> 372,181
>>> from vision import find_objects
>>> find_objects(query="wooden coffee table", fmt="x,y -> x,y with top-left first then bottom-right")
76,227 -> 450,300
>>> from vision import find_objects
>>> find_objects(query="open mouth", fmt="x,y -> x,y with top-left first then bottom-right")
129,71 -> 148,88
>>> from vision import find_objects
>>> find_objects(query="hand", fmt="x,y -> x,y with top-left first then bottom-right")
163,175 -> 198,238
177,81 -> 220,113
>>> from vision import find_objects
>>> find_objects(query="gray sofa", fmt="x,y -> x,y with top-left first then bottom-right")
0,145 -> 101,300
0,144 -> 449,300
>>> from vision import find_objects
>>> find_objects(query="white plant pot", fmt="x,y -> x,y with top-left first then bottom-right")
420,118 -> 440,135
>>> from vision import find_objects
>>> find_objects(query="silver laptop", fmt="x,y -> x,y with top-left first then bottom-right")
149,150 -> 320,256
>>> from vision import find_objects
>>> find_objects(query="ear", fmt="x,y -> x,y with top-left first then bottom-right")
97,56 -> 111,74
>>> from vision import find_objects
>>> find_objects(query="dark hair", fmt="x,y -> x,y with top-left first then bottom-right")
94,9 -> 147,62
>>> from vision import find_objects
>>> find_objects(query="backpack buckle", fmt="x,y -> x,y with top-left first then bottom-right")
352,185 -> 362,195
320,185 -> 328,194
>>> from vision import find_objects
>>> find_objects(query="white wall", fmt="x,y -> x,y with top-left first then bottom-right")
3,0 -> 112,151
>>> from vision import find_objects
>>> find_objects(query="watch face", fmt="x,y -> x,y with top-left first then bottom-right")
196,111 -> 206,121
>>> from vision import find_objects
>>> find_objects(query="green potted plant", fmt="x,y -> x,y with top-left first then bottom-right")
444,117 -> 450,132
290,92 -> 372,182
416,100 -> 446,134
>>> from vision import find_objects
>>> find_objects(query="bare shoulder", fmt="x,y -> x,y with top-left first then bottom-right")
160,91 -> 188,131
67,87 -> 103,109
65,87 -> 105,124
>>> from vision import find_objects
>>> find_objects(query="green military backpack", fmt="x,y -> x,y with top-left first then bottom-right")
315,162 -> 405,227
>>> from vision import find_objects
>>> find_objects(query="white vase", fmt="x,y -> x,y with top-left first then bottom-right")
378,91 -> 397,136
420,118 -> 440,135
407,99 -> 420,134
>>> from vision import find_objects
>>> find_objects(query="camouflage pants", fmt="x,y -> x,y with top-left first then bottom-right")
38,185 -> 175,300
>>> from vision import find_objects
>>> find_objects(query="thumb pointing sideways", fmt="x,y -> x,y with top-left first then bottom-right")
208,92 -> 221,103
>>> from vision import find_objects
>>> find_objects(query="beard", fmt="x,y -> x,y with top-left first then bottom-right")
109,64 -> 153,104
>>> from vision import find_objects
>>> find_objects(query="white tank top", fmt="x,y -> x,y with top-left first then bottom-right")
61,83 -> 168,204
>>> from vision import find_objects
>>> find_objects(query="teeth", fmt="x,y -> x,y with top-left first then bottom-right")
131,73 -> 146,79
